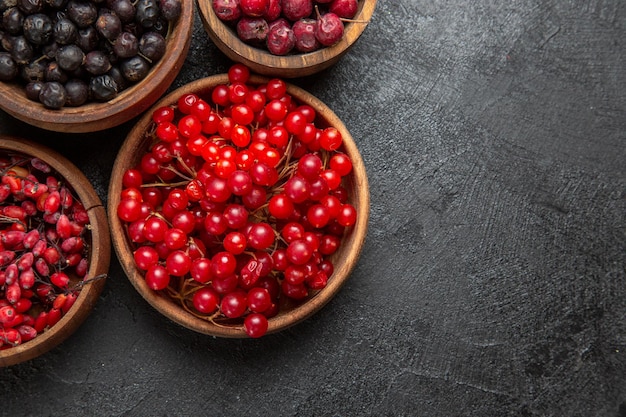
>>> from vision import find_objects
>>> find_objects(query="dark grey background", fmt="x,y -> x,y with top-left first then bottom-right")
1,1 -> 625,416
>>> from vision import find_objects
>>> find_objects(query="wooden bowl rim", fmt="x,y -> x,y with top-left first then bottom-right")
0,0 -> 194,133
0,135 -> 111,367
197,0 -> 378,78
108,73 -> 370,338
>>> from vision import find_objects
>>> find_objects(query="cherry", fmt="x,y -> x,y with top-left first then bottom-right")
329,0 -> 357,18
315,11 -> 344,46
266,23 -> 296,55
281,0 -> 312,21
293,18 -> 320,52
212,0 -> 242,21
240,0 -> 268,17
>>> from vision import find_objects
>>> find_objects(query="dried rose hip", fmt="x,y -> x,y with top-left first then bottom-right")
0,152 -> 99,350
117,64 -> 358,338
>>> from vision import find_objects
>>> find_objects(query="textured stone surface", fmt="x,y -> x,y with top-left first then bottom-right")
0,1 -> 625,416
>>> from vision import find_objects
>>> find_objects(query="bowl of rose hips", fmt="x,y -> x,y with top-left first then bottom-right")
0,0 -> 192,133
108,64 -> 369,338
197,0 -> 377,78
0,135 -> 110,367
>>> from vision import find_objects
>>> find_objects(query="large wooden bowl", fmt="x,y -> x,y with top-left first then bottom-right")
0,136 -> 110,367
197,0 -> 377,78
0,1 -> 194,134
108,73 -> 370,338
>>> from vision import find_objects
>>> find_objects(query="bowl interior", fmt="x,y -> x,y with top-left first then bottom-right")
0,1 -> 194,133
0,136 -> 110,367
108,74 -> 369,338
197,0 -> 378,78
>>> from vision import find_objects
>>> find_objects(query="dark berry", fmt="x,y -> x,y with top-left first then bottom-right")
24,80 -> 43,100
17,0 -> 43,14
66,0 -> 98,28
44,60 -> 68,82
113,31 -> 138,58
89,73 -> 118,101
120,54 -> 149,82
9,35 -> 34,65
107,0 -> 135,23
44,0 -> 67,8
22,13 -> 53,45
0,51 -> 18,81
95,11 -> 121,40
39,81 -> 67,109
75,25 -> 98,51
159,0 -> 180,21
138,30 -> 165,61
53,17 -> 78,45
135,0 -> 159,28
63,78 -> 88,106
20,58 -> 46,82
2,7 -> 23,35
56,44 -> 84,71
83,49 -> 111,74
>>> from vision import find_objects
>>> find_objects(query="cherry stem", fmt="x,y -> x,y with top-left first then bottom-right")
175,155 -> 196,177
71,273 -> 108,290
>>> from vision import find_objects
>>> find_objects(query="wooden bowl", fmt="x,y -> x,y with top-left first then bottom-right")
0,1 -> 194,134
108,73 -> 370,338
197,0 -> 377,78
0,136 -> 110,367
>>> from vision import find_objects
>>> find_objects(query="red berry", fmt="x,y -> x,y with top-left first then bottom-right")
220,290 -> 248,318
192,287 -> 219,314
145,264 -> 170,290
244,313 -> 268,337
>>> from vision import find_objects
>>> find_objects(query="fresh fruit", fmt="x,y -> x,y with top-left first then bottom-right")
116,65 -> 358,338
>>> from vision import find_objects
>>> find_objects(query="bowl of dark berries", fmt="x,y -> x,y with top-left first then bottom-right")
197,0 -> 377,78
0,135 -> 110,366
0,0 -> 192,133
108,64 -> 369,338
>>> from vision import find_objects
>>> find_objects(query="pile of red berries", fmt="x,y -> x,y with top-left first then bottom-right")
0,152 -> 94,349
116,64 -> 357,337
212,0 -> 361,55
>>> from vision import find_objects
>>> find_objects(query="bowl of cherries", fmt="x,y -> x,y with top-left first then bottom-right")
108,64 -> 369,338
0,136 -> 110,367
0,0 -> 193,133
197,0 -> 377,78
